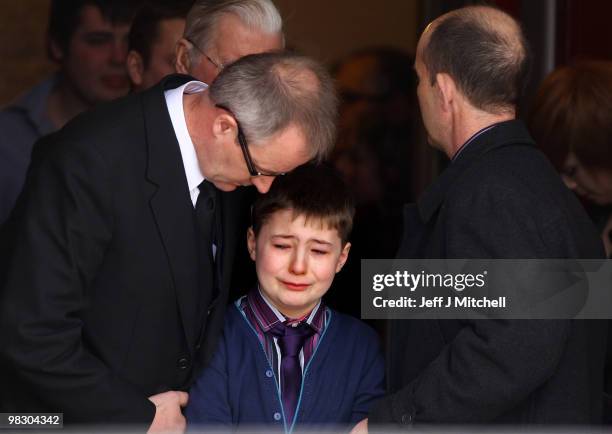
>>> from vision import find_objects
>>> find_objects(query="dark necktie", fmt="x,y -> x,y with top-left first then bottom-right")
269,321 -> 315,425
195,180 -> 216,246
195,181 -> 217,305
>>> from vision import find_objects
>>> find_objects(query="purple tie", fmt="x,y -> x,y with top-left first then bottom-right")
270,321 -> 314,425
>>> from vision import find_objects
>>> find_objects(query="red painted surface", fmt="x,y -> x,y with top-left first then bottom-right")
493,0 -> 521,18
558,0 -> 612,64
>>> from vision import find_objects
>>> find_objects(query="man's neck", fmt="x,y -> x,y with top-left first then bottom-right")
46,78 -> 92,130
183,92 -> 212,144
447,108 -> 515,159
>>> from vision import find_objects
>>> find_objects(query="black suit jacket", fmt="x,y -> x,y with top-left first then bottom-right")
369,120 -> 607,426
0,75 -> 250,424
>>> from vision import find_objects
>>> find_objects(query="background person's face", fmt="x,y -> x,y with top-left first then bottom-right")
562,152 -> 612,205
187,14 -> 283,84
247,210 -> 350,319
139,18 -> 185,89
61,5 -> 131,104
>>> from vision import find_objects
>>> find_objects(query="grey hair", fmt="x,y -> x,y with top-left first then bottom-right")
209,51 -> 338,162
184,0 -> 283,61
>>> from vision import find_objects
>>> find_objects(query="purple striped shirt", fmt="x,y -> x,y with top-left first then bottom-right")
239,287 -> 328,377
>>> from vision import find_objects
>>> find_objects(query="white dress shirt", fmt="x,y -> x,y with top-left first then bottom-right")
164,80 -> 208,207
164,80 -> 218,258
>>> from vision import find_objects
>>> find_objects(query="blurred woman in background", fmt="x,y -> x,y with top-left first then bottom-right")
530,61 -> 612,257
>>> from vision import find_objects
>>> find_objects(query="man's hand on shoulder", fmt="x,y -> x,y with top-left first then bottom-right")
147,390 -> 189,434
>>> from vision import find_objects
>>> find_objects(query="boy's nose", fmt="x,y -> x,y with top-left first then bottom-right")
289,251 -> 307,275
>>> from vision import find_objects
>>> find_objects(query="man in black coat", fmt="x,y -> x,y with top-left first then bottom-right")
360,6 -> 606,431
0,52 -> 337,431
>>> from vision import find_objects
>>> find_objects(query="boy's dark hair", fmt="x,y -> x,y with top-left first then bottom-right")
128,0 -> 194,68
48,0 -> 142,60
252,165 -> 355,244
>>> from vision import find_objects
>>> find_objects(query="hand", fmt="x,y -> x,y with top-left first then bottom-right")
147,390 -> 189,434
350,418 -> 368,434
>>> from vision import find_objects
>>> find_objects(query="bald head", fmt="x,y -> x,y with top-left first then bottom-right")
419,6 -> 530,114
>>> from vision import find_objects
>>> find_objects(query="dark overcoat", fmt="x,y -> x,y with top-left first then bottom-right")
370,120 -> 607,426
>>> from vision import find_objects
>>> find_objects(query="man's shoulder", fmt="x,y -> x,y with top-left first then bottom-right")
0,103 -> 29,123
470,137 -> 549,175
50,91 -> 157,162
65,92 -> 144,134
442,136 -> 601,257
452,142 -> 561,203
0,77 -> 56,145
1,76 -> 56,113
443,138 -> 570,221
0,107 -> 39,149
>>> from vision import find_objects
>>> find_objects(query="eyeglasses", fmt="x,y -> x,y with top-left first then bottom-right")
185,38 -> 225,71
215,104 -> 286,177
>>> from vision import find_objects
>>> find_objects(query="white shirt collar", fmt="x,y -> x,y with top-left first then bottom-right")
164,80 -> 208,203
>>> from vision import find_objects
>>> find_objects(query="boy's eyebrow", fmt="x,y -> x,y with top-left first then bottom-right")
309,239 -> 333,245
270,234 -> 295,239
270,234 -> 334,245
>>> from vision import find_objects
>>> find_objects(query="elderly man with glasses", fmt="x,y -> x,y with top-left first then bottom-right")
175,0 -> 284,84
0,51 -> 337,432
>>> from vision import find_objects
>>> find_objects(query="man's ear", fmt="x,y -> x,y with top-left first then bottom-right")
247,227 -> 257,261
126,51 -> 144,87
335,242 -> 351,273
211,111 -> 238,141
175,38 -> 192,74
435,72 -> 457,112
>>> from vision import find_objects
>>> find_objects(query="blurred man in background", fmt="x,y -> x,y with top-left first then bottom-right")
529,61 -> 612,257
175,0 -> 284,84
0,0 -> 140,224
127,1 -> 194,92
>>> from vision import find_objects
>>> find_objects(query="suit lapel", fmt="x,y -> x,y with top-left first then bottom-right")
142,75 -> 201,351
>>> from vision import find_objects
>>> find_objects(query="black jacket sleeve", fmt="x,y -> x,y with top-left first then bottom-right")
0,138 -> 155,424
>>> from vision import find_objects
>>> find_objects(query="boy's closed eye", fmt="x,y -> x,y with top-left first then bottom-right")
272,243 -> 291,250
